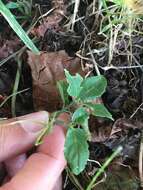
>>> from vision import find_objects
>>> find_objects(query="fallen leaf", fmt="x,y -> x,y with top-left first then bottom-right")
0,39 -> 20,60
110,118 -> 143,136
31,0 -> 66,37
28,50 -> 84,112
105,119 -> 142,164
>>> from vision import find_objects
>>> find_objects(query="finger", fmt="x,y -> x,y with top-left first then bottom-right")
5,155 -> 62,190
38,112 -> 70,160
53,176 -> 62,190
4,154 -> 27,178
0,111 -> 49,162
2,113 -> 69,190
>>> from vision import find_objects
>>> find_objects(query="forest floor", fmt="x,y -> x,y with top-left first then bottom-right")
0,0 -> 143,189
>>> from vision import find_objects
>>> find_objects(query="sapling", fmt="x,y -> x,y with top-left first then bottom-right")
36,69 -> 113,175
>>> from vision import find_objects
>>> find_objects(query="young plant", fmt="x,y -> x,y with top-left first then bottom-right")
62,70 -> 113,175
36,70 -> 113,175
0,0 -> 39,54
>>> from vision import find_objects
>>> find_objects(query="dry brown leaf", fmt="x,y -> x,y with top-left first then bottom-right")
0,39 -> 20,60
31,0 -> 66,37
28,50 -> 84,112
90,119 -> 112,142
111,118 -> 143,136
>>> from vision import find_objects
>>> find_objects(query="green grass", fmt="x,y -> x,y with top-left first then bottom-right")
86,146 -> 123,190
0,0 -> 39,54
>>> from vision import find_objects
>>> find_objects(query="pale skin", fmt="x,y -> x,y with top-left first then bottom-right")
0,111 -> 69,190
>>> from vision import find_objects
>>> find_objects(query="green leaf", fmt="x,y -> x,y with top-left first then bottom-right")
72,108 -> 91,139
78,75 -> 107,101
57,80 -> 69,107
86,103 -> 114,120
64,69 -> 83,98
64,128 -> 89,175
6,2 -> 19,9
72,107 -> 89,124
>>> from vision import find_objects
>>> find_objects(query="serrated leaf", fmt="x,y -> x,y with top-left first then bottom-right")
78,75 -> 107,101
57,80 -> 69,107
86,103 -> 114,120
64,128 -> 89,175
72,107 -> 91,139
64,69 -> 83,97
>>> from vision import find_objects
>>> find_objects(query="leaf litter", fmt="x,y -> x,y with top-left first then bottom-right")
0,0 -> 143,189
31,0 -> 66,37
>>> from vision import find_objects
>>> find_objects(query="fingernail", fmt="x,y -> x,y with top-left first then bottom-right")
19,111 -> 49,134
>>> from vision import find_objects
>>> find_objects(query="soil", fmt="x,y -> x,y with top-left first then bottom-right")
0,0 -> 143,189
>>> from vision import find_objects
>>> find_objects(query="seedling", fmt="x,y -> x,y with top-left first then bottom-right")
36,70 -> 113,175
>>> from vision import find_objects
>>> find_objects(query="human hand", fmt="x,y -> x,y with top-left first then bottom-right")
0,111 -> 68,190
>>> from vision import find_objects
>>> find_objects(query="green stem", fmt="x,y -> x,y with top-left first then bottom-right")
86,146 -> 123,190
0,0 -> 39,54
11,54 -> 22,117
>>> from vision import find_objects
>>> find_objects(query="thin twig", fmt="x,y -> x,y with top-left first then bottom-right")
130,103 -> 143,119
88,45 -> 100,76
71,0 -> 80,31
0,88 -> 29,108
99,64 -> 143,71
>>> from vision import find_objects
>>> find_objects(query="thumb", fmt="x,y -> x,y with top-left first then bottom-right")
2,126 -> 66,190
0,111 -> 49,162
1,113 -> 70,190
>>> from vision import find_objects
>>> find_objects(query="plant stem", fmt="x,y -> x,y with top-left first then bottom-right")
11,54 -> 22,117
86,146 -> 123,190
0,0 -> 39,54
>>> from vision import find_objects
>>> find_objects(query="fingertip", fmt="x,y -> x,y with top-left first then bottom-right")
38,125 -> 66,161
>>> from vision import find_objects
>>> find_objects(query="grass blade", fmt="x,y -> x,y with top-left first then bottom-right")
0,0 -> 39,54
86,146 -> 123,190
